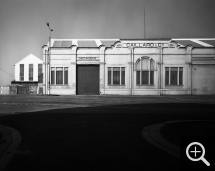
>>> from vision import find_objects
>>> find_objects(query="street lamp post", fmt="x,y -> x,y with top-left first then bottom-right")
46,22 -> 53,95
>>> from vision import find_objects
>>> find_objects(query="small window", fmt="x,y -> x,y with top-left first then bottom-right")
51,67 -> 68,85
108,67 -> 125,85
165,67 -> 183,85
51,67 -> 55,84
20,64 -> 24,81
29,64 -> 33,81
56,67 -> 63,84
64,68 -> 68,85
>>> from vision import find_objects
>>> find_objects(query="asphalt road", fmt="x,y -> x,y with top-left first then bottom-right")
0,95 -> 215,171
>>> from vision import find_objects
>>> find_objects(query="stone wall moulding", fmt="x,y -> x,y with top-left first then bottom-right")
186,45 -> 193,54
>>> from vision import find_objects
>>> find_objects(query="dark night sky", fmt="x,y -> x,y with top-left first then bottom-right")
0,0 -> 215,85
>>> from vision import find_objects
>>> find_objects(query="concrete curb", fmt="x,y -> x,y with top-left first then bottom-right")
0,125 -> 22,171
142,123 -> 180,158
142,120 -> 211,170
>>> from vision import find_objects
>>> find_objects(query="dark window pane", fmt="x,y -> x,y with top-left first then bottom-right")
56,71 -> 63,84
51,71 -> 55,84
142,71 -> 149,84
171,70 -> 177,85
56,68 -> 63,84
108,71 -> 111,85
29,64 -> 33,81
113,71 -> 120,84
165,71 -> 169,85
150,71 -> 154,85
64,69 -> 68,85
136,71 -> 140,85
179,70 -> 183,85
121,71 -> 125,85
20,64 -> 24,81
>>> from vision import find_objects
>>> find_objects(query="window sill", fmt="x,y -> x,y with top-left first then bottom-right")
165,85 -> 184,89
51,85 -> 70,88
165,85 -> 183,86
108,85 -> 126,86
136,84 -> 155,86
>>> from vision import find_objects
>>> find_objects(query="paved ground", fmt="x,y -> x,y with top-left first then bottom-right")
0,95 -> 215,171
0,95 -> 215,115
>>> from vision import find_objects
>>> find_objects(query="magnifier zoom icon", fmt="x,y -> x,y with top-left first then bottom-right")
186,142 -> 210,166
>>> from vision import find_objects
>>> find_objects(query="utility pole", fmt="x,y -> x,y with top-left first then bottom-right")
144,7 -> 146,39
46,22 -> 53,95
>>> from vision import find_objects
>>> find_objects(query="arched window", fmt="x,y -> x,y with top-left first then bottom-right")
136,57 -> 155,85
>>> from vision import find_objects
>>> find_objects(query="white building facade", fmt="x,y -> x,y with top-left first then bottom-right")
42,39 -> 215,95
14,53 -> 43,82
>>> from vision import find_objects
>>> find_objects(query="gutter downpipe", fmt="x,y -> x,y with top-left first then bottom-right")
104,48 -> 106,95
132,48 -> 134,96
159,47 -> 163,95
190,54 -> 193,95
45,50 -> 47,95
191,63 -> 192,95
129,47 -> 133,95
48,37 -> 51,95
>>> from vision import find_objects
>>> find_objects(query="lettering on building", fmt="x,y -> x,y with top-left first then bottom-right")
77,57 -> 99,61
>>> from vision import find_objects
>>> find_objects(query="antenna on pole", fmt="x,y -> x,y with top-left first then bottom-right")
144,7 -> 146,39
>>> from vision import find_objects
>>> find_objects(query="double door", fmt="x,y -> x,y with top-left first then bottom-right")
76,65 -> 99,95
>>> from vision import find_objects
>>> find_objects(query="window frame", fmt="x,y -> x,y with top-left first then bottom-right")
38,64 -> 42,76
135,57 -> 155,86
108,67 -> 126,86
20,64 -> 24,81
165,67 -> 183,86
29,64 -> 33,81
51,67 -> 69,85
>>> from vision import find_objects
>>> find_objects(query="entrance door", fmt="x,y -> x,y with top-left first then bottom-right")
77,65 -> 99,95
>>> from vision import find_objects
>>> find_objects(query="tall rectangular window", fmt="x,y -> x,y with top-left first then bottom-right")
64,67 -> 68,85
142,71 -> 149,85
51,67 -> 55,85
165,68 -> 169,85
113,67 -> 120,85
108,68 -> 112,85
20,64 -> 24,81
170,67 -> 177,85
38,64 -> 42,76
136,71 -> 140,85
179,67 -> 183,85
165,67 -> 183,85
29,64 -> 33,81
136,58 -> 154,85
121,67 -> 125,85
51,67 -> 68,85
56,67 -> 63,84
108,67 -> 125,85
150,71 -> 154,85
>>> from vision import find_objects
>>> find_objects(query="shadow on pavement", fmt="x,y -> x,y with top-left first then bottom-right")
0,103 -> 215,171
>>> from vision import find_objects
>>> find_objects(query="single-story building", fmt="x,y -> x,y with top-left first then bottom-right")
42,38 -> 215,95
12,53 -> 43,94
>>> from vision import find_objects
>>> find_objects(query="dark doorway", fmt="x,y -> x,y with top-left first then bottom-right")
76,65 -> 100,95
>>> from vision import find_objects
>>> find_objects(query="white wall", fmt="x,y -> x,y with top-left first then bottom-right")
14,54 -> 43,81
42,39 -> 215,95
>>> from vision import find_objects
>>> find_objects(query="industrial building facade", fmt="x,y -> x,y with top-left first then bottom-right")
42,38 -> 215,95
11,53 -> 43,94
